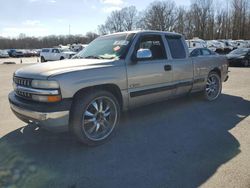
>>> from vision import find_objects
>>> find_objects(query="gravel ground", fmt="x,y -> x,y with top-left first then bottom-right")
0,57 -> 40,65
0,64 -> 249,188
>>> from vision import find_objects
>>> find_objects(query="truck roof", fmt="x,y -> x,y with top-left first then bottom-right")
104,30 -> 182,37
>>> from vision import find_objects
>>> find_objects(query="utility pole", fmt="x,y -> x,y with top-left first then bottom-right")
69,24 -> 71,35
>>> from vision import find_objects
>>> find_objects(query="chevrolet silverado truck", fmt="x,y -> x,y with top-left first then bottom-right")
9,31 -> 229,146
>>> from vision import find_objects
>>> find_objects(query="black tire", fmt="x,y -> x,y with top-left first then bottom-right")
60,57 -> 65,60
69,89 -> 121,146
41,56 -> 46,63
242,60 -> 249,67
203,71 -> 222,101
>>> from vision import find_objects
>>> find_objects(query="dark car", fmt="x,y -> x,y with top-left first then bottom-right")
226,48 -> 250,67
189,48 -> 218,57
8,49 -> 24,58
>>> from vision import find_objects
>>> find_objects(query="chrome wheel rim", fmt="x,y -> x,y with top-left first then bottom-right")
82,96 -> 118,141
206,74 -> 221,100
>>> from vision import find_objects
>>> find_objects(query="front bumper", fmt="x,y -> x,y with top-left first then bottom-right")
9,92 -> 72,132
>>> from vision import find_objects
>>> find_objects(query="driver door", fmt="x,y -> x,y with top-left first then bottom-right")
127,34 -> 173,108
51,49 -> 60,61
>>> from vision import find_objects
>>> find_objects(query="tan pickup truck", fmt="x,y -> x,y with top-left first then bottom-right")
9,31 -> 229,146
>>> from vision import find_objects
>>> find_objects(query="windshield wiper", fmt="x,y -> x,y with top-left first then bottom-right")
84,55 -> 104,59
72,56 -> 84,59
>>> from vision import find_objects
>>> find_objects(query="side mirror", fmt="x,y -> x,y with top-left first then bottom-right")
136,49 -> 152,60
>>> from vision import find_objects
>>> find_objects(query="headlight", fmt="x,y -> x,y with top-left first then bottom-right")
32,95 -> 62,103
31,80 -> 60,89
239,56 -> 245,59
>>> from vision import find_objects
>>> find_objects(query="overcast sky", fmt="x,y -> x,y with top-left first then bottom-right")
0,0 -> 191,37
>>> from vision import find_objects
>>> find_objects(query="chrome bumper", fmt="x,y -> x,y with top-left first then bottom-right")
10,104 -> 69,131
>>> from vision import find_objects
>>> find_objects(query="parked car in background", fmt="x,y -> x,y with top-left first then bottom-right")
207,40 -> 225,53
246,40 -> 250,48
189,48 -> 218,57
9,31 -> 229,145
22,49 -> 38,57
35,49 -> 41,57
227,40 -> 238,49
236,40 -> 249,48
0,50 -> 10,58
8,49 -> 24,57
227,48 -> 250,67
40,48 -> 76,62
70,44 -> 88,52
218,40 -> 235,54
186,38 -> 207,48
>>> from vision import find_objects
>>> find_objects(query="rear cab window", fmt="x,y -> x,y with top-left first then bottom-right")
165,35 -> 186,59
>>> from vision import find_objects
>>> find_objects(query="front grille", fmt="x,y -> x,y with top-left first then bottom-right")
15,90 -> 32,99
13,77 -> 33,100
14,77 -> 32,87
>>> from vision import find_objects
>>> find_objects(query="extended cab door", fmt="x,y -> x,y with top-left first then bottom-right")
164,35 -> 194,95
51,49 -> 61,61
126,34 -> 174,108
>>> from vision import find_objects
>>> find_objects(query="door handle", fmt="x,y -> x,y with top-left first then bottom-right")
164,65 -> 172,71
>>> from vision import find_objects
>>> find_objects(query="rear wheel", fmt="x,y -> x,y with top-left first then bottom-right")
41,56 -> 46,62
203,72 -> 222,101
69,90 -> 120,146
60,56 -> 65,60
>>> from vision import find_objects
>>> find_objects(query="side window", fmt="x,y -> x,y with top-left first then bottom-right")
166,35 -> 186,59
42,49 -> 49,53
190,49 -> 201,57
137,35 -> 167,60
201,49 -> 211,56
52,49 -> 59,53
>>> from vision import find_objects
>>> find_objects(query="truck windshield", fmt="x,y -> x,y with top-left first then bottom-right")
73,33 -> 135,60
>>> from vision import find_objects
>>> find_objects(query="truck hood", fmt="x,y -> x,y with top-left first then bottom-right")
15,59 -> 118,79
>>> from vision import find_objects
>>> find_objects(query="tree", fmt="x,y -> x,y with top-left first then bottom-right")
98,6 -> 138,35
141,1 -> 176,31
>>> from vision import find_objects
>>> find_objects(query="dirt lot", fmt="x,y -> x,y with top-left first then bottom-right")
0,64 -> 249,188
0,57 -> 39,65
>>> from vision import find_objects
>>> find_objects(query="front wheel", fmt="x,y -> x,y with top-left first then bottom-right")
69,90 -> 120,146
203,72 -> 222,101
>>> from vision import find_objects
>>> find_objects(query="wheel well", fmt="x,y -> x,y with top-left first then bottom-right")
210,68 -> 221,78
73,84 -> 123,108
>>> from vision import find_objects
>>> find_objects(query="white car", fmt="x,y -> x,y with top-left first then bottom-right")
70,44 -> 88,52
0,50 -> 10,58
40,48 -> 76,62
186,38 -> 207,48
236,40 -> 249,48
207,40 -> 225,52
